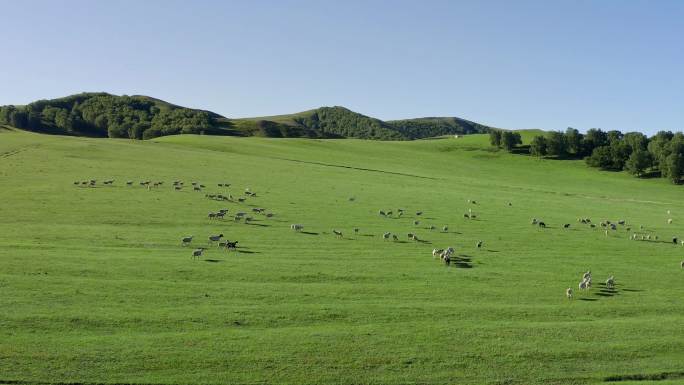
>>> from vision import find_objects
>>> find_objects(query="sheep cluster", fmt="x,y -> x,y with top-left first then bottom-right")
432,247 -> 455,265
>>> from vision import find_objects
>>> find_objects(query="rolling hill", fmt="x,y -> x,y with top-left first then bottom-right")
0,93 -> 494,140
1,128 -> 683,384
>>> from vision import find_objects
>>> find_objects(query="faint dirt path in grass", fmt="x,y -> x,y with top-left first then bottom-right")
271,156 -> 440,180
0,144 -> 41,159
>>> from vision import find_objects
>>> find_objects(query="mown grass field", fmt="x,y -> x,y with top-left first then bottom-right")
1,129 -> 683,385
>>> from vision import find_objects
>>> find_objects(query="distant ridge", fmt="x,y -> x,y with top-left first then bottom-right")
0,93 -> 495,140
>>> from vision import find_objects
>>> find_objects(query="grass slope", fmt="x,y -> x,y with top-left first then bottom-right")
1,131 -> 683,384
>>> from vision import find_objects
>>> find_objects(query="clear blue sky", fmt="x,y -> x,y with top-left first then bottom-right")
1,0 -> 683,134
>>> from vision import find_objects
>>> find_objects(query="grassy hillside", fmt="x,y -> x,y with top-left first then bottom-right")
1,130 -> 683,384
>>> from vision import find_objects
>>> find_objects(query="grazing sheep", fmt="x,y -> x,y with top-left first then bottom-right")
291,224 -> 304,232
407,233 -> 414,240
429,225 -> 435,231
181,236 -> 193,246
605,276 -> 615,289
442,225 -> 448,232
578,279 -> 588,291
392,234 -> 398,241
673,237 -> 679,245
618,220 -> 626,225
237,197 -> 246,202
416,211 -> 423,216
668,210 -> 671,215
244,217 -> 253,223
681,260 -> 684,269
333,229 -> 343,238
193,186 -> 201,192
566,288 -> 573,300
208,234 -> 224,244
469,214 -> 477,219
413,220 -> 420,226
508,202 -> 512,206
604,230 -> 609,237
354,228 -> 359,234
126,181 -> 133,186
538,222 -> 546,228
378,210 -> 386,217
582,271 -> 591,280
668,219 -> 673,224
476,240 -> 483,249
590,224 -> 596,228
432,248 -> 444,258
226,241 -> 238,251
174,186 -> 182,191
383,232 -> 391,241
386,210 -> 393,217
442,253 -> 451,265
563,224 -> 570,228
464,213 -> 470,219
531,218 -> 538,225
191,248 -> 204,260
208,212 -> 217,220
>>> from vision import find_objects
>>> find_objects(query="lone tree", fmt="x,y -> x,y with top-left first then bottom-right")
530,135 -> 547,157
501,131 -> 522,151
489,130 -> 502,147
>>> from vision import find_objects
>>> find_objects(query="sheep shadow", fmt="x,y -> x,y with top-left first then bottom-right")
452,254 -> 473,268
246,223 -> 270,227
203,259 -> 223,263
300,231 -> 319,235
237,250 -> 259,254
579,298 -> 598,301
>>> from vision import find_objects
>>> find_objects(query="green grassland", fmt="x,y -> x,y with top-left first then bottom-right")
1,130 -> 683,384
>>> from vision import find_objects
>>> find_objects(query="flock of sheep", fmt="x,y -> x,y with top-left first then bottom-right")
73,178 -> 270,260
532,213 -> 683,299
74,179 -> 684,299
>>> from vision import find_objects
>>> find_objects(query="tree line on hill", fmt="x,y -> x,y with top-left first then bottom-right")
0,93 -> 227,139
490,128 -> 684,184
0,93 -> 493,141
